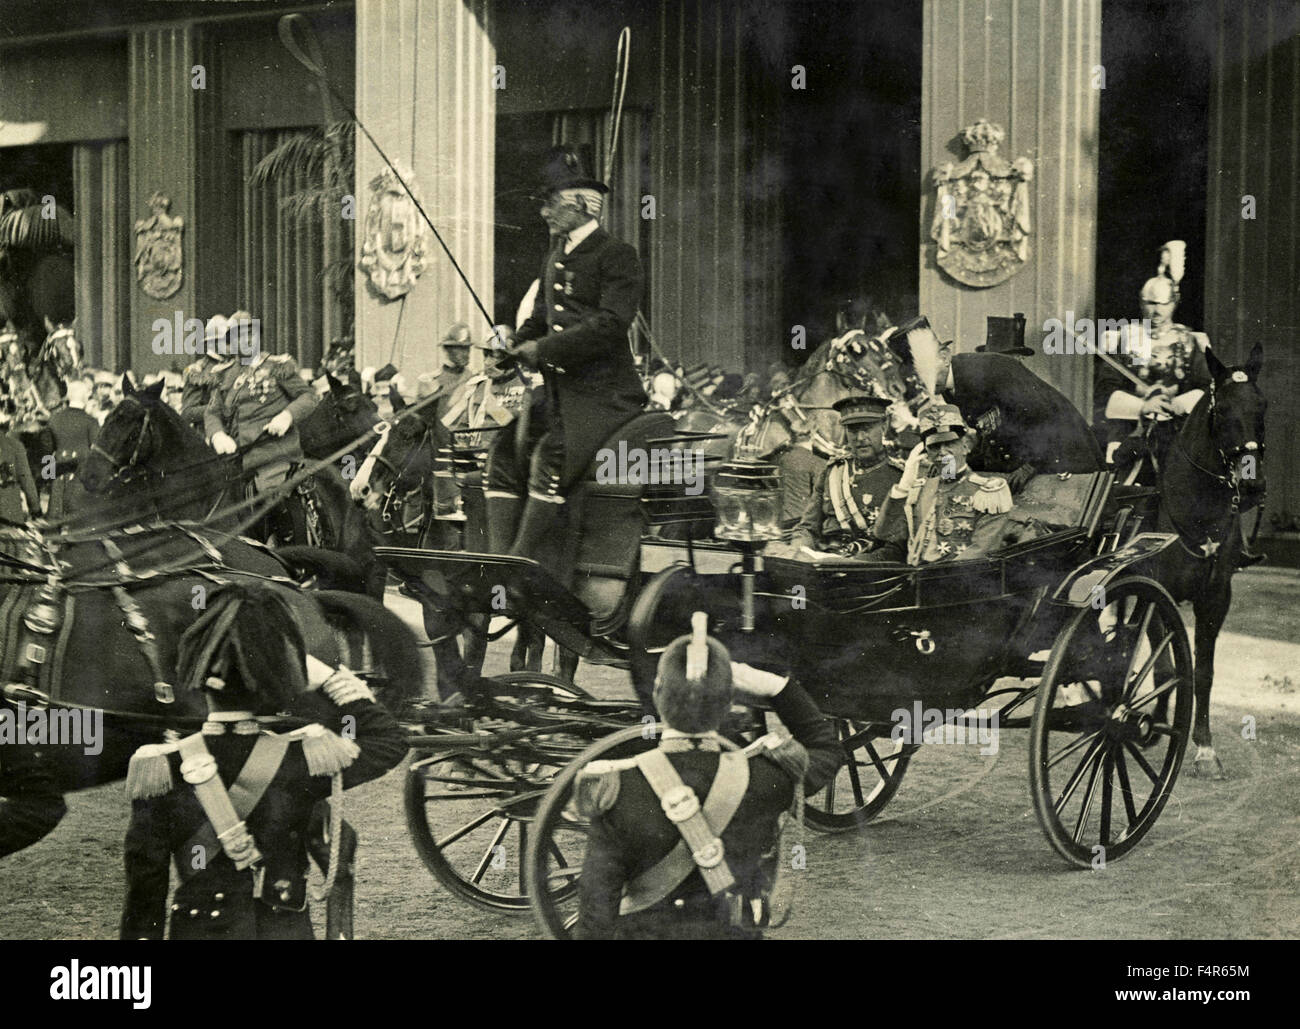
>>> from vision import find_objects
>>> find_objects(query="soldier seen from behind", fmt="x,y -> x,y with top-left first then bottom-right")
573,615 -> 839,939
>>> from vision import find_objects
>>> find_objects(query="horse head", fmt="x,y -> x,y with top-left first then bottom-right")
1203,342 -> 1266,511
79,376 -> 172,493
300,372 -> 380,460
349,404 -> 434,540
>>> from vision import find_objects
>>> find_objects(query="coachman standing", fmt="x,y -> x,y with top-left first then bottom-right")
485,145 -> 647,559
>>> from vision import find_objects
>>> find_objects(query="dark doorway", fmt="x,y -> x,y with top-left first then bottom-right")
0,143 -> 75,212
1096,0 -> 1214,326
777,0 -> 922,359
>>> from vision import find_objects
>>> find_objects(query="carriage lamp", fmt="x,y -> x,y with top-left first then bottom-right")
711,460 -> 782,633
710,460 -> 783,543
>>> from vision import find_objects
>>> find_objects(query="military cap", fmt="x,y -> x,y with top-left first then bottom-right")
832,394 -> 891,426
920,403 -> 970,445
442,323 -> 472,347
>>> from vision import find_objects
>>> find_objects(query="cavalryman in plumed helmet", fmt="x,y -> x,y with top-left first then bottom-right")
792,394 -> 902,560
483,144 -> 647,562
572,614 -> 839,940
119,583 -> 407,940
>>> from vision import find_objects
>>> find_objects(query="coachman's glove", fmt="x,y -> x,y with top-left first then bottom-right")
211,431 -> 238,456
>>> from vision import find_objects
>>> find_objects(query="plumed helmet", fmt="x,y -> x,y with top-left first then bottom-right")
652,612 -> 734,733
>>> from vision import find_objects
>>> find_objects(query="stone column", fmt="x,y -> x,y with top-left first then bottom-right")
354,0 -> 496,382
920,0 -> 1101,414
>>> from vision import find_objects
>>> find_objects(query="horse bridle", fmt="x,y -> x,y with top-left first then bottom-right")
1173,377 -> 1265,514
90,396 -> 155,486
370,420 -> 433,536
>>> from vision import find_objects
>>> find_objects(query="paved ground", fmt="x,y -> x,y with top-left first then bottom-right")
2,568 -> 1297,940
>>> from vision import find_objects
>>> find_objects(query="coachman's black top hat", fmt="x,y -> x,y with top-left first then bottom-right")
978,313 -> 1032,355
535,144 -> 609,198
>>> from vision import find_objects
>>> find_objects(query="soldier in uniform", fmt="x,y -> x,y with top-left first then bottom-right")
573,616 -> 839,940
1095,241 -> 1211,475
0,393 -> 40,522
791,394 -> 901,560
875,404 -> 1022,565
485,145 -> 647,559
204,312 -> 319,544
119,583 -> 407,940
46,376 -> 99,519
181,314 -> 236,433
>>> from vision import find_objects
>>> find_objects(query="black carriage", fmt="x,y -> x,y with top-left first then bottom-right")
378,433 -> 1193,935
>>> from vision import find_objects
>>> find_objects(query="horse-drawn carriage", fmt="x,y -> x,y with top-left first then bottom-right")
375,399 -> 1197,937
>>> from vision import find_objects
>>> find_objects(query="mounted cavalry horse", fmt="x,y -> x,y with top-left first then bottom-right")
1145,342 -> 1267,778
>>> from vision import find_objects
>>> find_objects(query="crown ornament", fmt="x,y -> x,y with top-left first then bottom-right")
961,119 -> 1005,155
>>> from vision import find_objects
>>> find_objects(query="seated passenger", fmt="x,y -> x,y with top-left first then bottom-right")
874,404 -> 1021,565
791,395 -> 900,561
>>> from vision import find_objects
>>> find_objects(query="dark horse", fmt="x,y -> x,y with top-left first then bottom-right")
0,522 -> 422,859
1148,342 -> 1267,779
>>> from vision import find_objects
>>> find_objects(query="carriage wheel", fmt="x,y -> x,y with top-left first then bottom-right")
525,723 -> 746,939
1029,576 -> 1192,867
805,720 -> 917,832
404,672 -> 596,912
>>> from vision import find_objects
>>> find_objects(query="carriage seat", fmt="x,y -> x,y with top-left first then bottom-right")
557,411 -> 680,632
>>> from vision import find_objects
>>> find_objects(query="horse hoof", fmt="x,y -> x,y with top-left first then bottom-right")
1192,747 -> 1226,780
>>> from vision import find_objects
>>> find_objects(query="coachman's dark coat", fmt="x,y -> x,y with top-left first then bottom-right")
515,226 -> 647,486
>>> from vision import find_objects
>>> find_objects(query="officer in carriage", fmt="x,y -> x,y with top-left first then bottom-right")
791,394 -> 901,560
484,145 -> 647,561
573,616 -> 839,939
120,583 -> 407,939
874,404 -> 1025,565
181,314 -> 236,433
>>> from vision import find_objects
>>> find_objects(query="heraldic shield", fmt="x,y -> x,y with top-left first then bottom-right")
359,162 -> 429,300
133,192 -> 184,301
929,120 -> 1034,288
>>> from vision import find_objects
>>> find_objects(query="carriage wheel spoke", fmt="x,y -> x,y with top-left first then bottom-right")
1125,632 -> 1175,702
1122,740 -> 1162,785
1127,676 -> 1180,713
435,808 -> 499,849
861,738 -> 894,782
1119,602 -> 1156,693
470,817 -> 513,885
1053,737 -> 1105,817
548,837 -> 570,869
1114,748 -> 1140,827
846,742 -> 868,807
1071,746 -> 1106,843
1048,727 -> 1102,770
1099,751 -> 1114,846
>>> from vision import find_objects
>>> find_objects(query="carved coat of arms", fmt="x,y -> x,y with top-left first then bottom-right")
358,162 -> 428,300
133,192 -> 184,300
929,120 -> 1034,288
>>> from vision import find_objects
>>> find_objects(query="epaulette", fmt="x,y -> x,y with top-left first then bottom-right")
268,353 -> 294,365
751,731 -> 810,783
968,472 -> 1012,514
125,740 -> 181,800
573,757 -> 636,817
280,722 -> 359,776
183,360 -> 203,377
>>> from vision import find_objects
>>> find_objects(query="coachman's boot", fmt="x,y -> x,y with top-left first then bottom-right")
485,493 -> 523,555
509,496 -> 566,562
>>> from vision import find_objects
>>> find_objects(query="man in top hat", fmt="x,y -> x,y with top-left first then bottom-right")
573,615 -> 839,940
1095,241 -> 1212,475
886,315 -> 1103,484
205,312 -> 319,544
874,404 -> 1020,565
120,583 -> 408,940
791,394 -> 901,560
485,145 -> 647,560
181,314 -> 236,433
